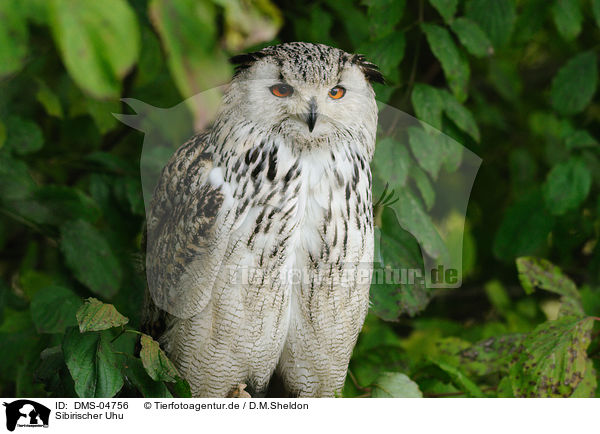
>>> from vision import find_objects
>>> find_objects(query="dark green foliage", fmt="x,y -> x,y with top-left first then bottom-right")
551,51 -> 598,116
1,0 -> 599,398
422,23 -> 470,102
63,328 -> 125,398
60,220 -> 123,298
30,285 -> 82,333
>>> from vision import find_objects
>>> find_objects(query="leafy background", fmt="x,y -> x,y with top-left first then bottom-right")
1,0 -> 599,398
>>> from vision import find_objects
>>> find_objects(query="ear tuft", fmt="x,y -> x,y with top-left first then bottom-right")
230,51 -> 269,77
351,54 -> 385,84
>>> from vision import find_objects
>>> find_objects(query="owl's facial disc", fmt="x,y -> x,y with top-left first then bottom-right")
230,44 -> 379,148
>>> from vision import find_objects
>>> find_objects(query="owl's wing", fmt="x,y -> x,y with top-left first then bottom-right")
145,132 -> 233,320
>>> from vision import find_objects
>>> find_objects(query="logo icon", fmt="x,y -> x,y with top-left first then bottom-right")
3,400 -> 50,432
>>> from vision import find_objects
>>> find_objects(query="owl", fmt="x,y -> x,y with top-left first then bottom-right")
143,42 -> 383,397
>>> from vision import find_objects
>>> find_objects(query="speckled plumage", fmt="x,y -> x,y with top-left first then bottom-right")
143,42 -> 381,397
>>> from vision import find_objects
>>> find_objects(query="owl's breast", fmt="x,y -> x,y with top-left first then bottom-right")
218,137 -> 374,309
221,138 -> 373,264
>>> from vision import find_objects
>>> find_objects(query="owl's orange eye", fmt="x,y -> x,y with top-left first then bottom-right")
328,86 -> 346,99
270,84 -> 294,97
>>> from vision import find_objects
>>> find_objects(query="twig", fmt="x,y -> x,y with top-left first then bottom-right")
400,0 -> 425,107
0,207 -> 54,239
110,328 -> 127,343
347,370 -> 372,396
125,329 -> 145,336
112,351 -> 137,360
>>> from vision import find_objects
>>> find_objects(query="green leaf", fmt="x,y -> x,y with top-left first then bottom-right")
440,90 -> 481,142
63,328 -> 124,398
512,0 -> 548,44
411,85 -> 480,143
0,308 -> 33,333
565,130 -> 598,150
36,80 -> 63,118
450,17 -> 493,58
169,377 -> 193,398
372,372 -> 423,397
134,26 -> 163,88
516,257 -> 580,299
493,191 -> 555,260
552,0 -> 582,41
220,0 -> 282,51
411,83 -> 444,129
323,0 -> 370,47
422,23 -> 470,102
581,286 -> 600,317
410,165 -> 435,210
86,151 -> 133,173
140,334 -> 179,383
485,279 -> 511,312
570,360 -> 597,397
358,32 -> 405,82
0,1 -> 29,77
558,295 -> 586,318
149,0 -> 230,119
19,270 -> 54,302
293,6 -> 334,45
430,358 -> 484,397
85,99 -> 120,134
428,0 -> 458,23
15,0 -> 49,25
30,285 -> 82,334
76,298 -> 129,332
543,157 -> 592,215
35,346 -> 71,394
18,186 -> 101,227
60,220 -> 123,298
488,59 -> 522,102
372,137 -> 410,190
392,190 -> 447,261
550,51 -> 598,116
529,111 -> 574,142
408,126 -> 445,179
465,0 -> 516,48
451,334 -> 524,377
497,376 -> 515,397
113,177 -> 145,216
0,150 -> 36,202
366,0 -> 405,36
509,316 -> 593,397
5,116 -> 44,155
371,209 -> 429,319
123,358 -> 173,398
49,0 -> 140,99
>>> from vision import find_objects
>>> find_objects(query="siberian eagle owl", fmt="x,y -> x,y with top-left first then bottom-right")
143,42 -> 383,397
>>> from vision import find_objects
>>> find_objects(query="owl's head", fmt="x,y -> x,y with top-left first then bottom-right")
225,42 -> 382,148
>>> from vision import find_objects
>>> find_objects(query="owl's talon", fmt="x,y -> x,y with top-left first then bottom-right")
227,383 -> 251,398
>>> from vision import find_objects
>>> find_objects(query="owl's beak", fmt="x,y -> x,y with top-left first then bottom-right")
306,98 -> 318,132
